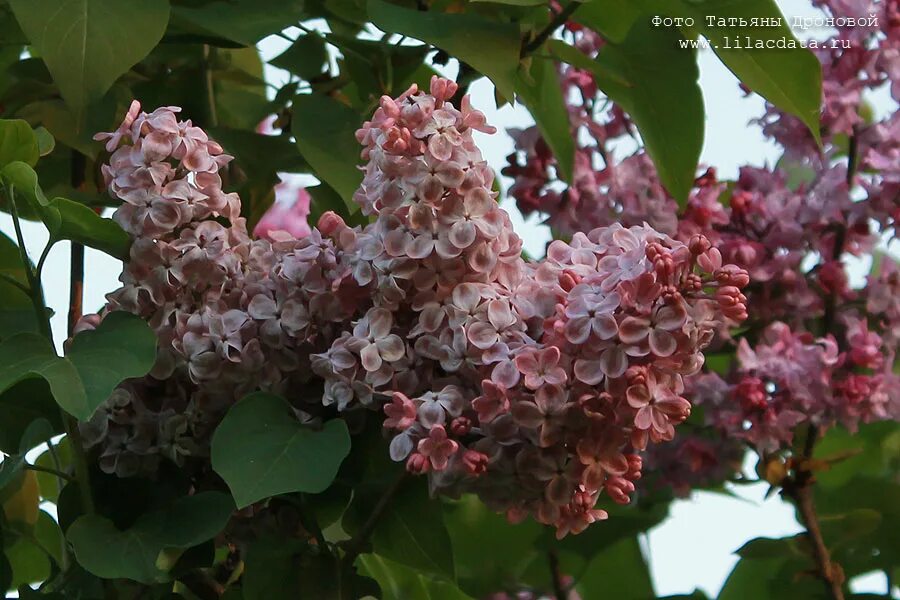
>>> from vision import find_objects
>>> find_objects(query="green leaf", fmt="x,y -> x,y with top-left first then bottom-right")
7,0 -> 171,120
16,98 -> 112,159
0,120 -> 38,168
33,127 -> 55,157
443,495 -> 543,597
4,166 -> 131,257
208,127 -> 309,182
515,56 -> 575,182
470,0 -> 545,4
67,492 -> 234,583
547,39 -> 630,88
637,0 -> 822,144
718,554 -> 821,600
814,478 -> 900,578
0,380 -> 63,456
359,554 -> 474,600
813,421 -> 897,489
3,533 -> 49,589
211,392 -> 352,508
33,436 -> 71,503
172,0 -> 306,47
270,34 -> 328,80
2,313 -> 148,423
307,182 -> 367,226
2,164 -> 128,261
0,231 -> 40,341
66,311 -> 157,420
243,535 -> 379,599
703,351 -> 736,375
327,33 -> 429,103
1,161 -> 48,206
819,509 -> 882,545
344,477 -> 456,582
367,0 -> 521,102
592,20 -> 704,205
44,197 -> 131,259
552,500 -> 669,566
0,333 -> 88,421
575,537 -> 654,599
291,93 -> 363,210
735,535 -> 804,560
0,550 -> 9,595
0,419 -> 54,492
573,0 -> 640,43
241,535 -> 306,599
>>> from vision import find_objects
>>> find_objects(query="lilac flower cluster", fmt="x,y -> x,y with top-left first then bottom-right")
501,0 -> 900,473
82,101 -> 366,475
83,78 -> 748,536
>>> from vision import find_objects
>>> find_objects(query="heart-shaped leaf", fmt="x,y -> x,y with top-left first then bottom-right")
67,492 -> 234,583
211,392 -> 351,508
0,333 -> 88,421
66,311 -> 156,420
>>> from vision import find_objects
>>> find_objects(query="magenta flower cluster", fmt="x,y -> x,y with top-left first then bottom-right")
502,0 -> 900,469
83,77 -> 747,537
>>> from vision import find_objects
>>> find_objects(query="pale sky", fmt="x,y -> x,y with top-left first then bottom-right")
1,0 -> 896,595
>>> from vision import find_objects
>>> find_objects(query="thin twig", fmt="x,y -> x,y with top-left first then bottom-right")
523,2 -> 580,56
6,184 -> 53,342
23,463 -> 74,482
548,548 -> 567,600
35,242 -> 52,281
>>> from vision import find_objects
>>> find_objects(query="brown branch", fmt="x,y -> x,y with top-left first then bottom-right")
66,150 -> 96,516
783,480 -> 845,600
781,424 -> 844,600
547,548 -> 568,600
68,151 -> 86,334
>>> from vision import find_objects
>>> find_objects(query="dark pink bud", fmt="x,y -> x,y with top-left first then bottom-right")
689,234 -> 711,255
450,416 -> 472,436
317,211 -> 346,236
462,450 -> 489,476
735,376 -> 768,412
379,95 -> 400,119
406,452 -> 431,475
715,264 -> 750,288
